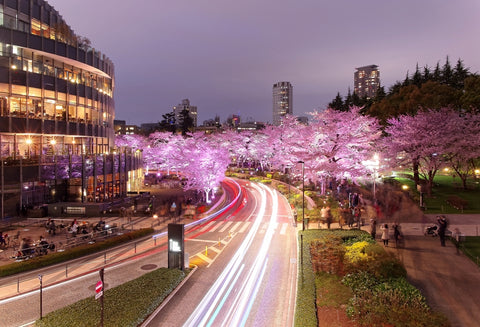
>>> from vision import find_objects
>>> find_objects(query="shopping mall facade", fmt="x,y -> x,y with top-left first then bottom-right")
0,0 -> 142,218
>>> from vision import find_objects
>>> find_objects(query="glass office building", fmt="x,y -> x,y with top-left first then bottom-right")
0,0 -> 142,218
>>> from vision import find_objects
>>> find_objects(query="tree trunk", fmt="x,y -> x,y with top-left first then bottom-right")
412,158 -> 420,185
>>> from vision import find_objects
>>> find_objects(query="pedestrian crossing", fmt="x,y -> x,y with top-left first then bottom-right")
197,221 -> 292,236
190,221 -> 293,267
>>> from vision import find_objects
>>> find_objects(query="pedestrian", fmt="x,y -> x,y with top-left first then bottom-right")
321,206 -> 331,229
437,215 -> 448,247
381,223 -> 389,246
393,222 -> 401,247
0,232 -> 6,247
47,218 -> 56,235
370,218 -> 377,239
70,219 -> 78,237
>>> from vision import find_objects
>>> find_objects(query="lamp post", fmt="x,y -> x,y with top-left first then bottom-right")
38,274 -> 43,319
298,161 -> 305,231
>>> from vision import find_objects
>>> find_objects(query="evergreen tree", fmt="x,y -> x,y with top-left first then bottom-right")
351,91 -> 362,107
412,63 -> 422,87
159,112 -> 176,134
453,59 -> 469,89
344,88 -> 353,111
442,56 -> 453,85
423,65 -> 431,82
179,108 -> 194,136
328,92 -> 345,111
433,62 -> 442,82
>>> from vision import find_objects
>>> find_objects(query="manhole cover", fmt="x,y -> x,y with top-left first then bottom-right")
141,264 -> 157,271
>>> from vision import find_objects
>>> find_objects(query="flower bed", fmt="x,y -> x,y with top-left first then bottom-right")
296,229 -> 449,327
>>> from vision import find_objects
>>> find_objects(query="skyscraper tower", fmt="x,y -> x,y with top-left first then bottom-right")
354,65 -> 380,98
173,99 -> 198,127
272,81 -> 293,126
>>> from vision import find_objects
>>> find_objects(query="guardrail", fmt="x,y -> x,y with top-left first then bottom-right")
0,234 -> 162,300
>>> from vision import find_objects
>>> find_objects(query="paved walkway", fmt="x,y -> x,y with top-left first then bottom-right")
363,213 -> 480,327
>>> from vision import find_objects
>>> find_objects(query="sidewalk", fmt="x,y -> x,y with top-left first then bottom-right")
369,213 -> 480,327
384,235 -> 480,327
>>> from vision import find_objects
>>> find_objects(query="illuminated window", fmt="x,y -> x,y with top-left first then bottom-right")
31,19 -> 41,36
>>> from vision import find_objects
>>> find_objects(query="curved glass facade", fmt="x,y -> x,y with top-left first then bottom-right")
0,0 -> 141,218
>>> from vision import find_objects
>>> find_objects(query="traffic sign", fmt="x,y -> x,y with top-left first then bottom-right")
96,280 -> 103,293
95,291 -> 103,300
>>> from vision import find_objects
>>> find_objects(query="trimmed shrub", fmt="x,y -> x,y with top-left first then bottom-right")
36,268 -> 187,327
0,228 -> 154,277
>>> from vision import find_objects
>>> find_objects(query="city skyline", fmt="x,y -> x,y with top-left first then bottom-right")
51,0 -> 480,125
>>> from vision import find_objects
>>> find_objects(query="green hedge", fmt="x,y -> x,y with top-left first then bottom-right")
295,229 -> 449,327
0,228 -> 154,277
36,267 -> 187,327
294,230 -> 318,327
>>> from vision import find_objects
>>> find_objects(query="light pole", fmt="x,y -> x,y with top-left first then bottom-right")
38,274 -> 43,319
298,161 -> 305,231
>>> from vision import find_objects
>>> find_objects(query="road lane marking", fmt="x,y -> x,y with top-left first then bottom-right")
210,247 -> 221,253
230,221 -> 242,233
219,221 -> 233,233
238,221 -> 251,233
280,223 -> 288,235
197,252 -> 213,263
209,221 -> 224,232
200,221 -> 216,232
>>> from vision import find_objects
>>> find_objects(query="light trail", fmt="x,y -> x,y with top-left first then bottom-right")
183,183 -> 280,327
151,177 -> 243,240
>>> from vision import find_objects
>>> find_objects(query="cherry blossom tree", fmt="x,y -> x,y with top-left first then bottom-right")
382,108 -> 472,195
181,133 -> 230,202
442,111 -> 480,189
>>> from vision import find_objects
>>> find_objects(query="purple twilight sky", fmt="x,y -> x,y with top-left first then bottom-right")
49,0 -> 480,126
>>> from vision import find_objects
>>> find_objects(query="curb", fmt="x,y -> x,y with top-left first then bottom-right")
140,265 -> 199,327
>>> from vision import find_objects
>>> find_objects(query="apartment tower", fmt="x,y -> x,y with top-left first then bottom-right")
272,81 -> 292,126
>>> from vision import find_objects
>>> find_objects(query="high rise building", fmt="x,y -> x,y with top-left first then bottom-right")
173,99 -> 197,127
0,0 -> 142,218
354,65 -> 380,98
272,81 -> 293,126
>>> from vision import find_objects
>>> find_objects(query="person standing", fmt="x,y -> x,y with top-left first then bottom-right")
370,218 -> 377,239
380,223 -> 389,246
438,215 -> 448,247
393,222 -> 401,247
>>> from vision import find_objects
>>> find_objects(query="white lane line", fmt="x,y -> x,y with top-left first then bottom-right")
197,253 -> 213,263
238,221 -> 251,233
210,247 -> 221,253
219,221 -> 233,233
280,223 -> 288,235
230,221 -> 242,233
200,221 -> 216,232
209,221 -> 224,233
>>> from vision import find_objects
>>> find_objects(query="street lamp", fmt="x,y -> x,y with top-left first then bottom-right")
38,274 -> 43,319
298,161 -> 305,231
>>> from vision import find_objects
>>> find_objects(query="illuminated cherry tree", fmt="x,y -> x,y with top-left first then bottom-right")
384,108 -> 480,193
443,111 -> 480,189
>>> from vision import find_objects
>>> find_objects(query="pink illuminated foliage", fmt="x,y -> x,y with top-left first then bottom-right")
383,107 -> 480,194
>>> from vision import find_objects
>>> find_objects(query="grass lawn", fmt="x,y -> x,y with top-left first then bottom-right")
461,236 -> 480,267
392,173 -> 480,214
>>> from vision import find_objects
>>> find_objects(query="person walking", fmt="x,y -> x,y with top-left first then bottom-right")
380,223 -> 389,246
437,215 -> 448,247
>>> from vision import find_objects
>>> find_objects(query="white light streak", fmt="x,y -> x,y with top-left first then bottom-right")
184,183 -> 280,327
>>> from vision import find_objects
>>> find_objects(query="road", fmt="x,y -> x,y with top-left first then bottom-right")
0,179 -> 298,327
148,180 -> 297,327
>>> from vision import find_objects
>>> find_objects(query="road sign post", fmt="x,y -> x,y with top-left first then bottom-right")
168,224 -> 185,270
99,268 -> 104,327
